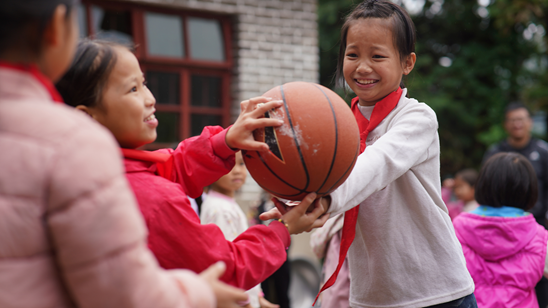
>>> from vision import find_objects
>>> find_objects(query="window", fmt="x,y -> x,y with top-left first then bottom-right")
79,1 -> 233,149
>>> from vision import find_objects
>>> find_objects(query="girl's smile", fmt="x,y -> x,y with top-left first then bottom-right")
355,78 -> 379,87
144,112 -> 158,127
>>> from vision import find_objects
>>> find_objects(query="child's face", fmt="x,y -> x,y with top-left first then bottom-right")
92,47 -> 158,149
453,176 -> 475,203
504,108 -> 532,140
211,152 -> 247,197
343,18 -> 415,106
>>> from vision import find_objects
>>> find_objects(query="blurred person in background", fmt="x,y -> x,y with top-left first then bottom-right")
441,169 -> 479,221
483,102 -> 548,307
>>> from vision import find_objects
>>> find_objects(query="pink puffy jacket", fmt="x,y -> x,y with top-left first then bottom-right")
454,212 -> 548,308
0,67 -> 215,308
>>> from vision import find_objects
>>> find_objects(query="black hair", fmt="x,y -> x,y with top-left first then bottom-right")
56,39 -> 123,108
455,168 -> 478,188
0,0 -> 75,58
504,102 -> 531,118
335,0 -> 416,93
475,152 -> 538,211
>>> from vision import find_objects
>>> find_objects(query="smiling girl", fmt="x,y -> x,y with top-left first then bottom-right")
297,0 -> 476,307
56,40 -> 328,294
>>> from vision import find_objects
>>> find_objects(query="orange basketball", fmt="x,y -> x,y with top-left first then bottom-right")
243,81 -> 360,201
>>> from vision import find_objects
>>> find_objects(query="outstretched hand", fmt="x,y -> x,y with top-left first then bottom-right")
199,262 -> 249,308
261,193 -> 331,234
225,97 -> 284,151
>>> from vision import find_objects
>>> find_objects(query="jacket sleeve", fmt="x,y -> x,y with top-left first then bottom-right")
145,187 -> 290,291
328,103 -> 439,215
46,123 -> 215,308
160,126 -> 237,198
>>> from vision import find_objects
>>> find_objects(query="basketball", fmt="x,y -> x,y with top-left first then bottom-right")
242,81 -> 360,201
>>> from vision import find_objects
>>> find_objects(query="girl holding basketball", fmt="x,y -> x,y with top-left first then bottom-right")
56,40 -> 329,294
263,1 -> 476,307
322,1 -> 476,306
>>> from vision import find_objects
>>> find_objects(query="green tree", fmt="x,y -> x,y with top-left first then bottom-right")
318,0 -> 548,177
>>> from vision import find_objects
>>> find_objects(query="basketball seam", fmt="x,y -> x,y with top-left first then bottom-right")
312,84 -> 338,194
253,84 -> 311,197
256,153 -> 305,193
280,84 -> 310,191
320,137 -> 360,195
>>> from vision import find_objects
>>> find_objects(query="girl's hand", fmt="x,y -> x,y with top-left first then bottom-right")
259,296 -> 280,308
199,262 -> 249,308
265,193 -> 330,234
226,97 -> 284,151
259,194 -> 331,223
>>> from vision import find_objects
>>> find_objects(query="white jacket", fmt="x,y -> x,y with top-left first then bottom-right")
328,89 -> 474,308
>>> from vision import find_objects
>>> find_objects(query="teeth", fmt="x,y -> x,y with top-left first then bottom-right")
144,114 -> 156,122
356,79 -> 376,85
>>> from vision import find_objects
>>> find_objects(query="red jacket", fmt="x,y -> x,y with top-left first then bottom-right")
124,126 -> 291,290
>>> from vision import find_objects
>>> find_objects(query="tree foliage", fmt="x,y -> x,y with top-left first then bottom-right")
318,0 -> 548,177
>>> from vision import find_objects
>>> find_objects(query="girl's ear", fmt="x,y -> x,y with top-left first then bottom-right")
42,5 -> 66,47
403,52 -> 416,75
39,4 -> 77,82
75,105 -> 97,119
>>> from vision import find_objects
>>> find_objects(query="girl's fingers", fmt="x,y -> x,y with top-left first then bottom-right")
243,97 -> 273,112
254,99 -> 283,113
308,197 -> 329,218
259,208 -> 282,221
239,140 -> 269,152
240,100 -> 249,112
307,213 -> 331,231
245,118 -> 284,131
200,261 -> 226,280
292,193 -> 317,215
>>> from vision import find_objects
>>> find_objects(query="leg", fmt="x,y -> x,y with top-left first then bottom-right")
272,257 -> 291,308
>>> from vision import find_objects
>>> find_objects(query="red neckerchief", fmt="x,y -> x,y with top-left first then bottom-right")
0,61 -> 64,104
313,88 -> 403,305
121,148 -> 174,180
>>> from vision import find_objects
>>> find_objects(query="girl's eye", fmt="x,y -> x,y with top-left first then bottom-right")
143,80 -> 148,87
373,55 -> 385,59
130,86 -> 137,92
346,53 -> 357,58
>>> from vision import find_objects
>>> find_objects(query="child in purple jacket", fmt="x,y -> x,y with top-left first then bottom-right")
453,152 -> 548,308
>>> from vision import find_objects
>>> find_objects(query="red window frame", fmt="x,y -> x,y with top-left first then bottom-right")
80,0 -> 233,149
